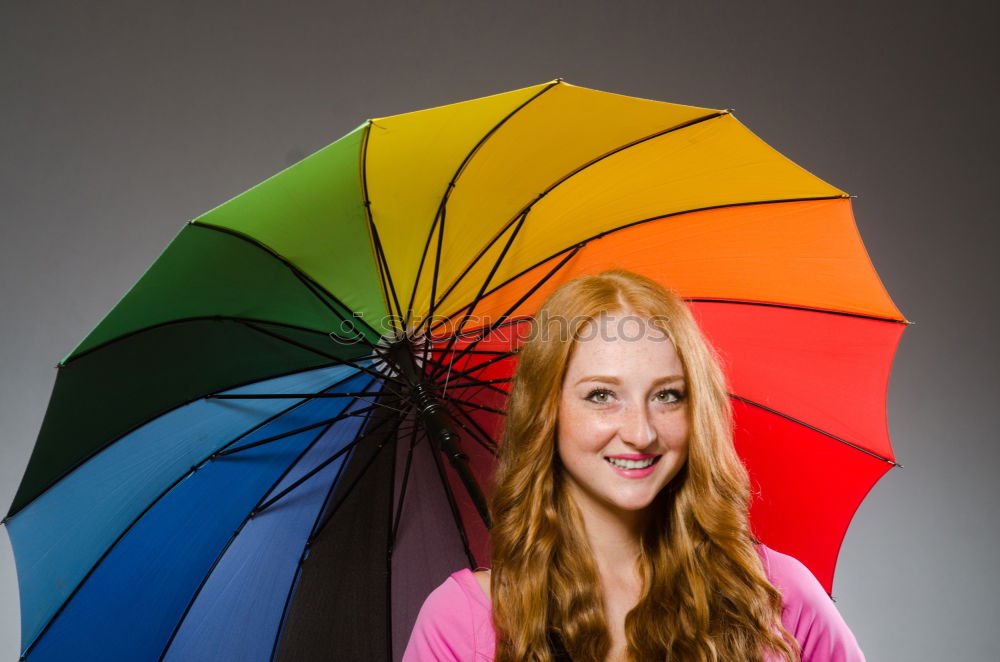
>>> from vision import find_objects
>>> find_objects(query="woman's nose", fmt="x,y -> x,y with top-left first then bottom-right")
618,402 -> 656,447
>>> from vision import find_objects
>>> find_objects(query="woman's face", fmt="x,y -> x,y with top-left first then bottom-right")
556,312 -> 689,523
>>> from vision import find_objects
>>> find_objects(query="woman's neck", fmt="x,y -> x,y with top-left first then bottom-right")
571,498 -> 646,662
573,497 -> 647,578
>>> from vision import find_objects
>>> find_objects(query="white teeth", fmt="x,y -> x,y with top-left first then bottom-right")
606,457 -> 656,470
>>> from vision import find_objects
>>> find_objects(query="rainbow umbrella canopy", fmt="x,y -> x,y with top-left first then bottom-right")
4,80 -> 907,662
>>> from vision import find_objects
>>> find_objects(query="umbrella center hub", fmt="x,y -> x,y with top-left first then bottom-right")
383,339 -> 463,460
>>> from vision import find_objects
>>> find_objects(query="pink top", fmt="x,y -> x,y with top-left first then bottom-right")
402,545 -> 865,661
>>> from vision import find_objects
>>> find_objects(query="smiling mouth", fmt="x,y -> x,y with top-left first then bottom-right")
605,456 -> 661,470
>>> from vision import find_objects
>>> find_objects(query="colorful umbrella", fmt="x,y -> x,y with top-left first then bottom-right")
4,80 -> 907,662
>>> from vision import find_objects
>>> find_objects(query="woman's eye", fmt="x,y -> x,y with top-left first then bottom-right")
655,389 -> 685,404
585,389 -> 614,403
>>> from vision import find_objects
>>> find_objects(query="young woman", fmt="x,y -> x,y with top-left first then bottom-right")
403,270 -> 865,662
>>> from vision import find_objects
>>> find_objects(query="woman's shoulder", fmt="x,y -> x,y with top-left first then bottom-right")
757,543 -> 836,616
757,544 -> 822,596
401,569 -> 495,661
414,568 -> 492,619
757,544 -> 867,662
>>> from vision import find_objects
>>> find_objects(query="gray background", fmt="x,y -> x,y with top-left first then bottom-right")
2,1 -> 997,660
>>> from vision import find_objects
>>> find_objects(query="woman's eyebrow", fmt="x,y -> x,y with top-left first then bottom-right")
651,375 -> 686,387
574,374 -> 685,386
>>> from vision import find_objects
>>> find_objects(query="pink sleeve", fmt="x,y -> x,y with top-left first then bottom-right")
401,574 -> 480,662
762,547 -> 866,662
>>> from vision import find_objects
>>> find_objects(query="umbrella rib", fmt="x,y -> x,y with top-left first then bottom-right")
426,195 -> 850,333
211,390 -> 398,400
422,212 -> 528,379
419,354 -> 510,399
307,408 -> 408,545
403,210 -> 438,330
361,121 -> 405,326
443,402 -> 499,456
420,348 -> 515,397
417,109 -> 728,329
403,80 -> 561,330
235,321 -> 410,387
428,201 -> 447,346
192,221 -> 383,340
213,404 -> 382,458
685,297 -> 910,324
426,424 -> 480,568
428,312 -> 532,338
207,369 -> 378,462
446,423 -> 498,459
427,245 -> 582,380
7,361 -> 368,521
202,332 -> 411,399
425,347 -> 512,356
201,369 -> 376,462
729,393 -> 900,466
61,314 -> 375,367
236,313 -> 372,356
154,389 -> 378,662
16,370 -> 371,661
435,350 -> 516,387
442,381 -> 510,400
373,224 -> 405,327
252,417 -> 379,516
383,408 -> 403,662
389,414 -> 422,550
452,347 -> 517,373
208,363 -> 405,407
314,411 -> 408,544
286,266 -> 378,342
237,319 -> 368,362
442,377 -> 499,409
267,402 -> 370,662
417,338 -> 516,384
443,396 -> 506,417
445,375 -> 512,388
427,241 -> 578,346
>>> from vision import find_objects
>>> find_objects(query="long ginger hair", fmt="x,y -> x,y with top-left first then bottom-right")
490,270 -> 800,662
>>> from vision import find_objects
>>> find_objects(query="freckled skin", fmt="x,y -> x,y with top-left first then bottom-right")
557,314 -> 689,523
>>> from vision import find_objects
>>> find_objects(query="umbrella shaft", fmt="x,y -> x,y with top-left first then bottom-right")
384,339 -> 492,528
412,384 -> 464,461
